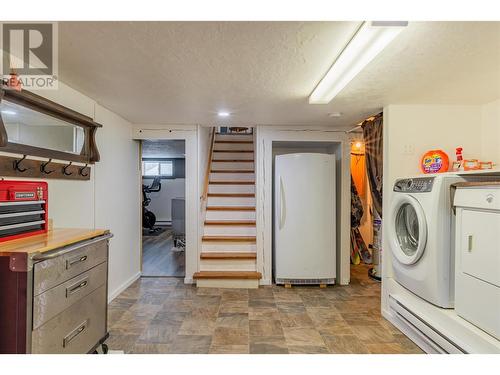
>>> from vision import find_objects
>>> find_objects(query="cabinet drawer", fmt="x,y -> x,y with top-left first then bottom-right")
34,239 -> 108,296
31,285 -> 107,354
455,187 -> 500,210
33,262 -> 107,329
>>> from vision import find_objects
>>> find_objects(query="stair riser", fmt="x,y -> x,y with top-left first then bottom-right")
214,143 -> 254,151
215,134 -> 253,141
205,210 -> 255,221
208,184 -> 255,194
207,197 -> 255,206
212,152 -> 254,160
211,162 -> 254,170
200,259 -> 257,271
204,225 -> 256,236
197,279 -> 259,288
210,172 -> 255,181
202,243 -> 256,252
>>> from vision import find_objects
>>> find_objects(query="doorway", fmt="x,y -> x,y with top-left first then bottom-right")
141,139 -> 186,277
349,113 -> 383,282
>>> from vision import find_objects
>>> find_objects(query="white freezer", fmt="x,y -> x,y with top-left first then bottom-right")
274,153 -> 336,284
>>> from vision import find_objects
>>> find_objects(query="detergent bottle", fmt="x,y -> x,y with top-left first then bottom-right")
452,147 -> 464,172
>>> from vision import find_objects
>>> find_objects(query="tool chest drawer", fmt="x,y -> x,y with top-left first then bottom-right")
33,262 -> 107,329
33,239 -> 108,296
31,285 -> 107,354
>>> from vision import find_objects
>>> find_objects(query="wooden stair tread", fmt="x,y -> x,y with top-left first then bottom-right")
207,193 -> 255,197
214,140 -> 253,144
194,271 -> 262,280
202,236 -> 256,243
209,181 -> 254,185
200,252 -> 256,260
212,159 -> 254,162
206,206 -> 255,211
204,220 -> 256,226
211,170 -> 254,173
213,150 -> 253,153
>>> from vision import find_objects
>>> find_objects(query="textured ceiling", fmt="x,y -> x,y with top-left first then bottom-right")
58,21 -> 500,129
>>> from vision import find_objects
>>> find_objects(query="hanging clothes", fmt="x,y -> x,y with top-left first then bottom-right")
350,177 -> 372,264
362,114 -> 383,219
351,176 -> 364,228
362,113 -> 383,279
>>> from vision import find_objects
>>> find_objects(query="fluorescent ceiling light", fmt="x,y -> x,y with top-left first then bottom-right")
309,21 -> 407,104
217,111 -> 230,117
1,110 -> 16,115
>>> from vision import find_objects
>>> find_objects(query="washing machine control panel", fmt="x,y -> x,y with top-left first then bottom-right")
394,177 -> 435,192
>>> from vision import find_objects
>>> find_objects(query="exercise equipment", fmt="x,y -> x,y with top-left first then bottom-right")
142,176 -> 161,232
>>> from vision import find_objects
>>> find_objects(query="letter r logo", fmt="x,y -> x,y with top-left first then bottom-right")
1,23 -> 54,76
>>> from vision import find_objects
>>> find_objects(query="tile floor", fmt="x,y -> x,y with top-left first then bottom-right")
106,265 -> 423,354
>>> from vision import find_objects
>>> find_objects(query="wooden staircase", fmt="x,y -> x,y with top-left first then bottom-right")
195,130 -> 261,288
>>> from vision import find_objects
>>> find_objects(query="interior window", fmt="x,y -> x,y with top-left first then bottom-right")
159,161 -> 173,176
142,160 -> 174,177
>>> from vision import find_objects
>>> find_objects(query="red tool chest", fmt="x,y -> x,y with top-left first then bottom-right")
0,180 -> 48,242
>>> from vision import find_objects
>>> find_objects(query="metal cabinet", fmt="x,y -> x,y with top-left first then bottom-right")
0,232 -> 112,353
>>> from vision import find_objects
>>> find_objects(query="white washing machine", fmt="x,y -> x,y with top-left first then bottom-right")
389,174 -> 464,308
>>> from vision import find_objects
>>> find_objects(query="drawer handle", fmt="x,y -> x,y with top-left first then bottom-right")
63,320 -> 88,348
66,255 -> 88,269
66,278 -> 89,297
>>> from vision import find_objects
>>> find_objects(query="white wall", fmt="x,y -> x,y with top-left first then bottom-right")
384,104 -> 484,179
480,99 -> 500,164
143,177 -> 185,222
93,104 -> 141,300
0,82 -> 141,301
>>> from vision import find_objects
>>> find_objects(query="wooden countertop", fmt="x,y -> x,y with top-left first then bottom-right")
0,228 -> 110,257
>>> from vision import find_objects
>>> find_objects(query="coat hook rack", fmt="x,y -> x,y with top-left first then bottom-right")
40,158 -> 54,175
79,164 -> 89,177
62,162 -> 73,176
1,155 -> 91,181
13,155 -> 29,173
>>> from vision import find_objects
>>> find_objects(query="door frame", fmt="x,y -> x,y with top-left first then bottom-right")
255,125 -> 351,285
133,125 -> 198,284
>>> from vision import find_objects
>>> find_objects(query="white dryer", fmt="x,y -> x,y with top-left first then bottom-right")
389,174 -> 464,308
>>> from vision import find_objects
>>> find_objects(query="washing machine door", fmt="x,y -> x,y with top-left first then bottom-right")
390,194 -> 428,265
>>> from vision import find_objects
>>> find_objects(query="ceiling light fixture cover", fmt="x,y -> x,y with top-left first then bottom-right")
309,21 -> 408,104
217,111 -> 230,117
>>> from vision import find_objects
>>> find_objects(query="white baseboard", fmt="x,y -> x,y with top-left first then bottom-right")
108,271 -> 141,303
184,277 -> 194,284
260,279 -> 272,286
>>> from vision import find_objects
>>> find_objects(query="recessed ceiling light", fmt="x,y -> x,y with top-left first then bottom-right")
310,21 -> 407,104
328,112 -> 342,117
1,110 -> 16,115
217,111 -> 230,117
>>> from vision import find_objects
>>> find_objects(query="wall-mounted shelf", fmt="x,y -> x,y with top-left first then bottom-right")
0,85 -> 102,164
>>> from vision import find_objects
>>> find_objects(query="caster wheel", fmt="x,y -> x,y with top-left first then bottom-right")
101,343 -> 109,354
